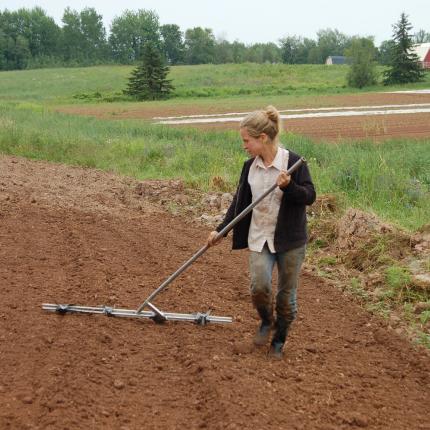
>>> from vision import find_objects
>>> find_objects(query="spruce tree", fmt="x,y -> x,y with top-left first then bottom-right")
383,13 -> 424,85
124,43 -> 174,100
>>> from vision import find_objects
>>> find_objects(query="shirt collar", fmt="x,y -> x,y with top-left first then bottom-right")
255,147 -> 283,171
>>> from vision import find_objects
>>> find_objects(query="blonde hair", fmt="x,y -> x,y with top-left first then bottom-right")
240,105 -> 281,143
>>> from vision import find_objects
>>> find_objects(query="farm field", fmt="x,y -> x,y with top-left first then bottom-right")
0,64 -> 430,428
1,155 -> 429,429
59,91 -> 430,141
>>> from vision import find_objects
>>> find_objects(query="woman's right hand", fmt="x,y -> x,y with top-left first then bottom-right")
207,230 -> 222,247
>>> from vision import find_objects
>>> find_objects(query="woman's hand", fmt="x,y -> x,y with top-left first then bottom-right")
277,170 -> 291,189
207,230 -> 222,247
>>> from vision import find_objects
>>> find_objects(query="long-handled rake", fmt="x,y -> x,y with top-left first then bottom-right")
43,158 -> 305,326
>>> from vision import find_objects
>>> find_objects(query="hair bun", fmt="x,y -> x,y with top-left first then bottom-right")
265,105 -> 280,124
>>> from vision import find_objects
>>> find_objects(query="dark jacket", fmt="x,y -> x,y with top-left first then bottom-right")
216,150 -> 316,252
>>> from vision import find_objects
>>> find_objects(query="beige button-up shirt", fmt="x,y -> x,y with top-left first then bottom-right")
247,147 -> 289,253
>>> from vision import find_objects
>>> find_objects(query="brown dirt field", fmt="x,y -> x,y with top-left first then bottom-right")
1,155 -> 429,430
184,113 -> 430,142
58,91 -> 430,141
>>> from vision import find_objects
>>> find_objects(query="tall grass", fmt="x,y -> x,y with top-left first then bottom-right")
1,102 -> 429,230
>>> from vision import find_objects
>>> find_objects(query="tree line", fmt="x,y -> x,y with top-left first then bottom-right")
1,7 -> 430,71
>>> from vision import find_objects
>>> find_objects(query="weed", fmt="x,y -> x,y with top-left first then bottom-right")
350,277 -> 368,299
416,331 -> 430,348
318,256 -> 337,266
419,310 -> 430,326
385,266 -> 412,300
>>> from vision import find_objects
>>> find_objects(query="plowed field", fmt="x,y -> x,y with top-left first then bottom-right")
0,155 -> 429,430
58,91 -> 430,141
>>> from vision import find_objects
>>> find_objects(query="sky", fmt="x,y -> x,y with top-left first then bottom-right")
2,0 -> 429,45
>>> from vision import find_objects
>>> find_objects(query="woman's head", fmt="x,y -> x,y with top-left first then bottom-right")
240,105 -> 281,144
240,106 -> 281,157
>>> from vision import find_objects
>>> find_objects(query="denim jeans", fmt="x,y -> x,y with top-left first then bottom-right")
249,243 -> 306,341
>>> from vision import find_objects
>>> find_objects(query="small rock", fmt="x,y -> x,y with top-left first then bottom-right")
209,195 -> 221,209
389,315 -> 401,326
22,396 -> 33,404
412,274 -> 430,289
305,345 -> 318,353
414,302 -> 430,314
220,193 -> 233,210
113,380 -> 125,390
174,194 -> 189,205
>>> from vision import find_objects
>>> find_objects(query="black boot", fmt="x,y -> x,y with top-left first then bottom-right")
253,306 -> 273,346
268,318 -> 291,359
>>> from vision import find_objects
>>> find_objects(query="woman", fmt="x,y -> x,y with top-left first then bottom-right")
207,106 -> 316,359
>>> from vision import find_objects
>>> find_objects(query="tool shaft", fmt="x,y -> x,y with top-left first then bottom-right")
137,157 -> 305,313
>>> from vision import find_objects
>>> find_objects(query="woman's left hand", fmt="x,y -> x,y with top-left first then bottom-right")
277,170 -> 291,189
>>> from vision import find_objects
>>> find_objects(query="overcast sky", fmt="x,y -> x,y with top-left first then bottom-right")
2,0 -> 429,45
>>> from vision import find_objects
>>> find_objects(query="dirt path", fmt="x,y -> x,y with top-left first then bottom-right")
0,155 -> 429,430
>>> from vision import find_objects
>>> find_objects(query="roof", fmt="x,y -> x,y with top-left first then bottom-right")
412,43 -> 430,61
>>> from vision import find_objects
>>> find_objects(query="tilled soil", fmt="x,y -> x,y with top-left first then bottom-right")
0,155 -> 429,430
58,92 -> 430,141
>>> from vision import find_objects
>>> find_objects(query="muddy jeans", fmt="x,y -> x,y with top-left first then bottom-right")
249,243 -> 306,343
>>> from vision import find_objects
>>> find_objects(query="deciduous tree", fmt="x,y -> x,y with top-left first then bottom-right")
346,37 -> 378,88
160,24 -> 184,65
184,27 -> 215,64
109,9 -> 161,64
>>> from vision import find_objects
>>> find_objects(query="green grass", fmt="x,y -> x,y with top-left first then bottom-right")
1,101 -> 429,230
1,63 -> 429,104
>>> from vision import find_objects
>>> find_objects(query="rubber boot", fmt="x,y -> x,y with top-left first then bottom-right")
268,318 -> 291,359
253,305 -> 273,346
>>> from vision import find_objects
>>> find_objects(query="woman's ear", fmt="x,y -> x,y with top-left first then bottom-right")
259,133 -> 268,144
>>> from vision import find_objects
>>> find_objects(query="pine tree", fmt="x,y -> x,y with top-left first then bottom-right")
383,13 -> 424,85
124,43 -> 174,100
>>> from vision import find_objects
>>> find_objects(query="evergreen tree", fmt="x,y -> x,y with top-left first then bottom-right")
124,43 -> 174,100
383,13 -> 424,85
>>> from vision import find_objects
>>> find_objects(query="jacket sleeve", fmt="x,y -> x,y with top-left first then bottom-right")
281,161 -> 316,205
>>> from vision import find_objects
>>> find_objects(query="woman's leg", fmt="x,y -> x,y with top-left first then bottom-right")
249,244 -> 276,344
273,245 -> 306,346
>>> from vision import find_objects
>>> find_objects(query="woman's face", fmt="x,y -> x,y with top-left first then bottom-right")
240,128 -> 265,157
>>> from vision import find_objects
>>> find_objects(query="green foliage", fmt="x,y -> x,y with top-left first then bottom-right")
1,7 -> 428,71
109,9 -> 161,64
383,13 -> 425,85
161,24 -> 184,65
346,38 -> 378,88
124,43 -> 173,100
385,266 -> 412,297
419,310 -> 430,326
378,40 -> 396,65
279,36 -> 317,64
61,7 -> 108,64
184,27 -> 216,65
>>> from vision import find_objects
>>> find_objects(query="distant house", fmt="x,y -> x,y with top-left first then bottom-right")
412,43 -> 430,69
325,56 -> 346,65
